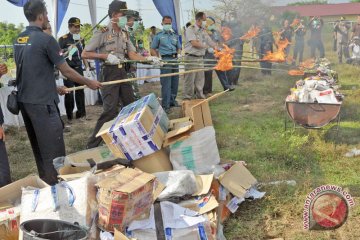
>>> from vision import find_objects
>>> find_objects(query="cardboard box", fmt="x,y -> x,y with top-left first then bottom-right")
97,94 -> 169,161
114,228 -> 131,240
96,168 -> 157,232
182,91 -> 228,131
218,162 -> 257,198
132,148 -> 173,173
163,91 -> 227,148
65,145 -> 116,166
0,175 -> 48,240
59,164 -> 125,181
182,100 -> 212,131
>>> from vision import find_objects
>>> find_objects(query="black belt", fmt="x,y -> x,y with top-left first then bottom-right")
161,54 -> 177,58
185,53 -> 203,58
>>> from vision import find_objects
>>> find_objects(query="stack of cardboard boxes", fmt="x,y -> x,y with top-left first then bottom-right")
0,92 -> 264,240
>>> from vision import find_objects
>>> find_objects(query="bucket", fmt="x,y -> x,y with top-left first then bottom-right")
20,219 -> 87,240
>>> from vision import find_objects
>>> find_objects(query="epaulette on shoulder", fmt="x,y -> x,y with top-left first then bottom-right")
60,34 -> 68,39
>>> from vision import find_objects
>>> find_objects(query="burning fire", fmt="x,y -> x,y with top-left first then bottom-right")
214,44 -> 235,71
262,38 -> 291,63
299,58 -> 316,69
290,18 -> 300,27
221,27 -> 233,42
240,26 -> 261,40
288,69 -> 305,76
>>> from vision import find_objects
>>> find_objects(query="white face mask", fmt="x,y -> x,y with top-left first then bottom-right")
202,20 -> 207,28
72,33 -> 80,41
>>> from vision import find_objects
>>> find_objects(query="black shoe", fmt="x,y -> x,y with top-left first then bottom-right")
170,101 -> 180,107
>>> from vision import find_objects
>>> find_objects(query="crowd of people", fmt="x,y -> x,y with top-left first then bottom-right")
1,0 -> 360,187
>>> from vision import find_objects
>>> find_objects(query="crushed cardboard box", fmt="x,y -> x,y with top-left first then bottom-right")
59,164 -> 125,182
163,91 -> 227,148
182,90 -> 228,131
132,148 -> 173,173
218,162 -> 257,199
96,168 -> 163,232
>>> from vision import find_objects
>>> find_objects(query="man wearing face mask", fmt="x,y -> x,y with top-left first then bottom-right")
58,17 -> 87,123
83,0 -> 161,149
126,15 -> 138,47
14,0 -> 102,184
184,11 -> 217,100
151,16 -> 182,113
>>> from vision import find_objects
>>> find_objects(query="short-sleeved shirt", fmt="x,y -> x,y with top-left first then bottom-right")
14,26 -> 65,105
151,31 -> 181,56
58,33 -> 85,68
352,24 -> 360,38
184,24 -> 215,56
84,23 -> 136,61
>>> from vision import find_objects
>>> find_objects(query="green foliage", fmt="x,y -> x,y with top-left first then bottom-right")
0,22 -> 24,45
350,0 -> 360,2
288,0 -> 328,6
81,23 -> 94,45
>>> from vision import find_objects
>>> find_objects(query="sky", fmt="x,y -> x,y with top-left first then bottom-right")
0,0 -> 350,37
0,0 -> 213,36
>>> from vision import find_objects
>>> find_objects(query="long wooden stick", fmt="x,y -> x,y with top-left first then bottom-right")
66,67 -> 212,91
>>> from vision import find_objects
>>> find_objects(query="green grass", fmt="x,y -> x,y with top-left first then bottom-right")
4,30 -> 360,239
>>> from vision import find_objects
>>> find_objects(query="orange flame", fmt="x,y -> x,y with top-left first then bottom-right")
288,69 -> 305,76
299,58 -> 315,69
214,44 -> 235,71
240,26 -> 261,40
290,18 -> 300,27
221,27 -> 233,42
262,38 -> 290,63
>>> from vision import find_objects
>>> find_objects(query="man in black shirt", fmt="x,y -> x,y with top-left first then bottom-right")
0,63 -> 11,187
14,0 -> 101,185
59,17 -> 87,122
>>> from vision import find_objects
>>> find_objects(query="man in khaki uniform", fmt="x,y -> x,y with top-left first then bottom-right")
82,0 -> 161,148
334,17 -> 351,63
184,12 -> 217,100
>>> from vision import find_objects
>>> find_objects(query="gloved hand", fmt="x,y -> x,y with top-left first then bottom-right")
106,53 -> 120,65
147,56 -> 163,66
207,48 -> 214,54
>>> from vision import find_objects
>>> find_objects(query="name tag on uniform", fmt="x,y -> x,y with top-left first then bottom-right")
118,64 -> 122,68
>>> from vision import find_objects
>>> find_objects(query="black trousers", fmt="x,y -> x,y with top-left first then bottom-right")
310,39 -> 325,59
0,139 -> 11,187
87,66 -> 135,149
63,67 -> 86,120
294,40 -> 305,63
204,51 -> 215,95
19,102 -> 65,185
260,43 -> 273,75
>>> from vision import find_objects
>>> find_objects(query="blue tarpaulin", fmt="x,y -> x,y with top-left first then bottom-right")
152,0 -> 179,34
56,0 -> 70,33
6,0 -> 28,7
